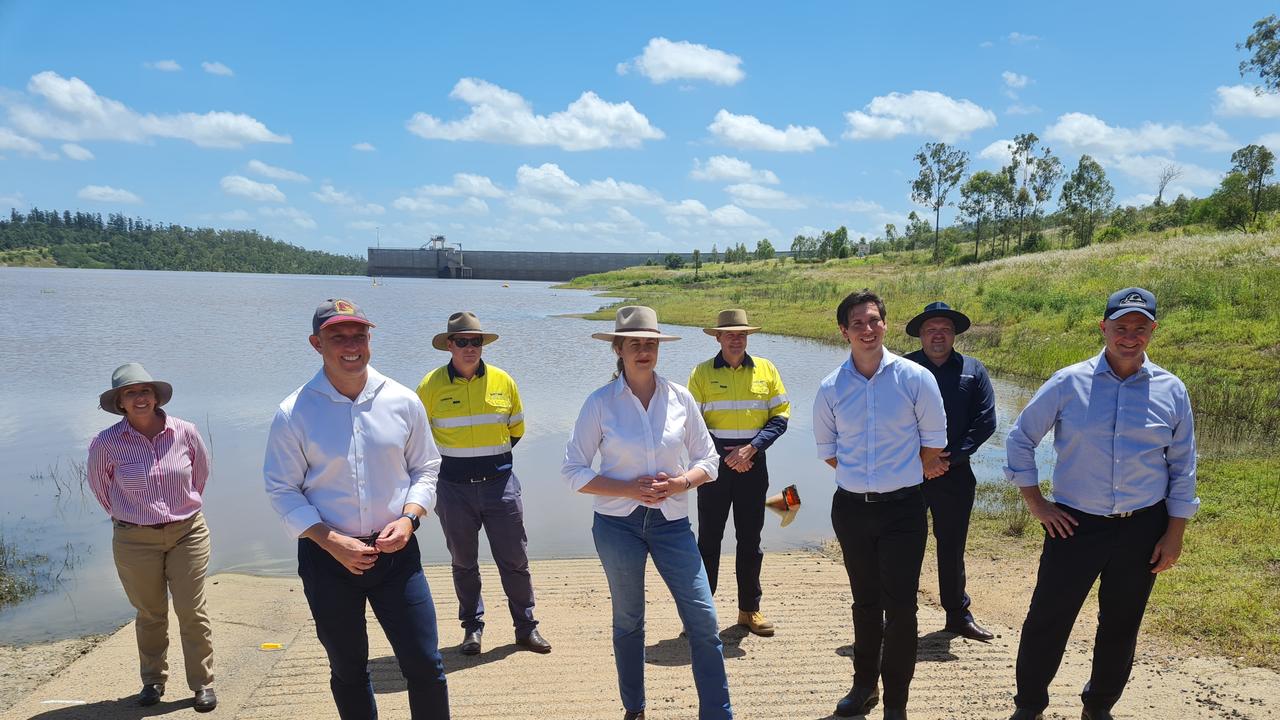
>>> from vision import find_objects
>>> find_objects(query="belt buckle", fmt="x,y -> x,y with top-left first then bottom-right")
863,492 -> 880,503
1110,510 -> 1133,518
468,476 -> 487,484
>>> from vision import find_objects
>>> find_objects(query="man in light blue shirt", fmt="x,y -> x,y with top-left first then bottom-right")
1004,287 -> 1198,720
813,289 -> 947,720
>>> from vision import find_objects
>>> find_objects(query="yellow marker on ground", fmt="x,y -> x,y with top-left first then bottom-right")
259,642 -> 284,650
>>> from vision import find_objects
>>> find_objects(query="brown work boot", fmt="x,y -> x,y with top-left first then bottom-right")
738,609 -> 776,636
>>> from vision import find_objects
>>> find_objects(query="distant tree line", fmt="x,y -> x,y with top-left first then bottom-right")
1,208 -> 366,275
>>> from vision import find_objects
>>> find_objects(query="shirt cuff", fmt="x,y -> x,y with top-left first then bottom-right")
815,442 -> 836,460
283,504 -> 325,539
565,466 -> 596,493
1165,496 -> 1200,519
406,484 -> 436,513
920,430 -> 947,448
1003,466 -> 1040,487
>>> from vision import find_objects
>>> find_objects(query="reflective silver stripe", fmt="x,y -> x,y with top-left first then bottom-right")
508,412 -> 525,425
438,443 -> 513,457
431,413 -> 508,429
708,428 -> 758,440
767,393 -> 789,409
701,399 -> 768,412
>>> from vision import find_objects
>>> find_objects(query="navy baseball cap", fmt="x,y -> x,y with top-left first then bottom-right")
312,298 -> 375,335
1105,287 -> 1156,321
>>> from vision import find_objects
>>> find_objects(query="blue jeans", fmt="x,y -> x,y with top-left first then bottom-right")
592,507 -> 732,719
299,535 -> 450,720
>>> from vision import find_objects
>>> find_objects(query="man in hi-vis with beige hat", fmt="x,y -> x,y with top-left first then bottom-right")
416,311 -> 551,657
688,309 -> 790,636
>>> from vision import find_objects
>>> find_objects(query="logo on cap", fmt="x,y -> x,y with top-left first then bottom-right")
334,300 -> 355,314
1119,292 -> 1145,306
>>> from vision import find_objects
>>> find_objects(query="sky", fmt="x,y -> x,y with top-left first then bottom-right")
1,1 -> 1278,256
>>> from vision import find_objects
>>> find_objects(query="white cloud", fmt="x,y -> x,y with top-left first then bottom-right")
725,183 -> 804,209
313,183 -> 355,205
352,142 -> 376,151
202,61 -> 234,77
1103,155 -> 1221,190
829,198 -> 886,214
1262,133 -> 1280,153
392,196 -> 448,213
618,37 -> 744,85
1044,112 -> 1235,156
1214,85 -> 1280,119
78,185 -> 141,204
459,197 -> 490,215
258,206 -> 316,229
979,139 -> 1013,165
708,109 -> 829,152
1006,104 -> 1041,116
1002,71 -> 1029,89
662,198 -> 769,229
1007,32 -> 1040,45
979,40 -> 994,49
515,163 -> 662,204
61,143 -> 93,160
6,72 -> 289,148
247,159 -> 308,182
407,78 -> 664,151
709,204 -> 769,227
507,195 -> 563,216
0,192 -> 26,208
607,206 -> 644,227
843,90 -> 996,142
413,173 -> 505,198
220,175 -> 286,202
0,127 -> 45,154
219,209 -> 251,222
144,60 -> 182,72
690,155 -> 779,184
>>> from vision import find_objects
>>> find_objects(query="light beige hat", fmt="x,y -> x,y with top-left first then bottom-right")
702,308 -> 761,336
591,305 -> 681,342
432,311 -> 500,351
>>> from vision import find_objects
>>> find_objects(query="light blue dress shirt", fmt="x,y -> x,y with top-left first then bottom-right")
813,349 -> 948,493
1003,350 -> 1199,519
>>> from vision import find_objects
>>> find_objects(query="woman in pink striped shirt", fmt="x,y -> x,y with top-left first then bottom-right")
87,363 -> 218,713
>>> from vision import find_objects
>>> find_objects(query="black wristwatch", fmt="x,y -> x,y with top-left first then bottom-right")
400,512 -> 421,532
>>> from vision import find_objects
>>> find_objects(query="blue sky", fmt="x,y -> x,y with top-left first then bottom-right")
2,1 -> 1278,255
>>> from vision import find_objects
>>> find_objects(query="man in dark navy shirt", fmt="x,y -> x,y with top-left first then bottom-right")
904,301 -> 997,641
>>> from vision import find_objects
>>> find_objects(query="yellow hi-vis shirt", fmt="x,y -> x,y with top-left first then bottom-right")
688,353 -> 789,443
416,361 -> 524,474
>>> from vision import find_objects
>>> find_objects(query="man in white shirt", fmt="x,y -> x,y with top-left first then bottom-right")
813,290 -> 947,720
264,298 -> 449,720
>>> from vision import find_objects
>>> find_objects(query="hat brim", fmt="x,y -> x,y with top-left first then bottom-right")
591,330 -> 681,342
702,325 -> 761,336
432,331 -> 500,351
906,309 -> 971,338
1106,308 -> 1156,321
99,380 -> 173,415
317,316 -> 375,333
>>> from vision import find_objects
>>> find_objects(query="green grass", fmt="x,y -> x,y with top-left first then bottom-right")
567,228 -> 1280,668
0,533 -> 39,609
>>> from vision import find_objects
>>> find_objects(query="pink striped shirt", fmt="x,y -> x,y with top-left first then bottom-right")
87,412 -> 210,525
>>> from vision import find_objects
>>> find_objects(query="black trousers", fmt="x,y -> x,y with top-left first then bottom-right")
696,455 -> 768,612
921,462 -> 976,624
831,487 -> 927,710
1014,502 -> 1168,713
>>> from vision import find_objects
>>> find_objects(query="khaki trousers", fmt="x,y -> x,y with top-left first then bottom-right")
111,511 -> 214,691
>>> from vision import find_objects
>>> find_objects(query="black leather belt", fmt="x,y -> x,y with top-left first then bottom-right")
440,469 -> 512,484
837,485 -> 922,503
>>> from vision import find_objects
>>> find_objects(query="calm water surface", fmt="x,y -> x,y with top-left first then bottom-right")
0,267 -> 1053,643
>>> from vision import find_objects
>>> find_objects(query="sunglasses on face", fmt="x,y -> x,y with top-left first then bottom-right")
450,336 -> 485,348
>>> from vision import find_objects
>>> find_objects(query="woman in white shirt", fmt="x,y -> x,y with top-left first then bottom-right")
562,306 -> 732,720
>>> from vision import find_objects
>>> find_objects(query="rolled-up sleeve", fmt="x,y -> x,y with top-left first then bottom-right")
263,408 -> 324,538
1164,386 -> 1200,519
812,384 -> 837,460
682,390 -> 719,482
914,372 -> 948,449
1003,375 -> 1062,487
562,396 -> 603,492
404,397 -> 441,513
87,436 -> 113,515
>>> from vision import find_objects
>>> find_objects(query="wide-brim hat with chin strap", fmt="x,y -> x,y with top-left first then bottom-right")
905,301 -> 972,338
702,308 -> 761,336
432,311 -> 500,351
98,362 -> 173,415
591,305 -> 681,342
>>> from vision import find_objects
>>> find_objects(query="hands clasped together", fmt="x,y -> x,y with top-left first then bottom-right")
630,471 -> 692,506
324,516 -> 416,575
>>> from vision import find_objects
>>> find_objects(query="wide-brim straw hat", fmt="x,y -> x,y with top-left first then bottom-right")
98,362 -> 173,415
432,311 -> 500,351
905,301 -> 972,338
591,305 -> 681,342
703,308 -> 761,336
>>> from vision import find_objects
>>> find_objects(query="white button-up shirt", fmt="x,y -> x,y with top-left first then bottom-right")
264,367 -> 441,538
813,349 -> 948,494
562,373 -> 720,521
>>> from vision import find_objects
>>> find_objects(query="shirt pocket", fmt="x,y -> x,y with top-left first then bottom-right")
486,390 -> 512,415
116,461 -> 151,495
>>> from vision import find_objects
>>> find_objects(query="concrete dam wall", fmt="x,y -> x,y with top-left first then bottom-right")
367,247 -> 697,281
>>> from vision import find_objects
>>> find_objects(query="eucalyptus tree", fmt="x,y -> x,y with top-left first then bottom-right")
1059,155 -> 1115,246
911,142 -> 970,260
1239,14 -> 1280,91
959,170 -> 1005,261
1003,133 -> 1063,249
1230,144 -> 1276,223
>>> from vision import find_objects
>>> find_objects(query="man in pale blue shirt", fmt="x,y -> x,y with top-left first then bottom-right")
813,289 -> 947,720
1004,287 -> 1198,720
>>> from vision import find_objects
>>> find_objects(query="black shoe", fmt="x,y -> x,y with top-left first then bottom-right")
194,688 -> 217,713
883,709 -> 908,720
138,684 -> 164,706
835,685 -> 879,717
944,619 -> 995,642
1082,708 -> 1114,720
1008,710 -> 1044,720
623,711 -> 645,720
460,628 -> 482,655
516,628 -> 552,654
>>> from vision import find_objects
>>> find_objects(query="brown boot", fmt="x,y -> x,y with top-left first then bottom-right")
737,610 -> 775,636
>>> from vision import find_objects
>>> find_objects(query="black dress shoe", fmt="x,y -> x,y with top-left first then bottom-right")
194,688 -> 217,713
460,628 -> 482,655
1008,709 -> 1044,720
517,628 -> 552,653
883,708 -> 908,720
944,619 -> 995,642
137,683 -> 164,706
835,684 -> 879,717
1081,708 -> 1114,720
623,711 -> 645,720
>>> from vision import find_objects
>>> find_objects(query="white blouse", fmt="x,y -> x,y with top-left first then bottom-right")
562,373 -> 720,521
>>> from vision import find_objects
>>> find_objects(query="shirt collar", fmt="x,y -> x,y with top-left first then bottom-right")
307,366 -> 387,403
841,346 -> 896,378
713,351 -> 754,369
612,371 -> 666,397
118,410 -> 174,438
447,359 -> 487,381
1092,348 -> 1152,379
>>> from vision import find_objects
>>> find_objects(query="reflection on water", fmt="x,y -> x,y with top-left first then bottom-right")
0,267 -> 1055,643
